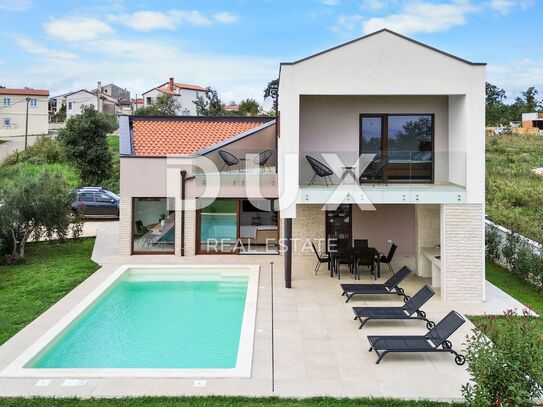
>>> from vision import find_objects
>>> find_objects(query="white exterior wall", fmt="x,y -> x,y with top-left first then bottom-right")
0,94 -> 49,137
142,88 -> 201,115
66,91 -> 97,119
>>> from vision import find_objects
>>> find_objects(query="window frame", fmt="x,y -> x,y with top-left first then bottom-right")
359,113 -> 435,184
3,98 -> 10,107
3,118 -> 11,127
30,98 -> 38,107
131,197 -> 175,255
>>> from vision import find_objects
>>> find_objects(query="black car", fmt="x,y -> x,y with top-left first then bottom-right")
72,187 -> 120,218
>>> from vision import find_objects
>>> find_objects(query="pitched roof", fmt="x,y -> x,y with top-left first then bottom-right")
280,28 -> 486,67
128,116 -> 275,157
142,82 -> 206,97
0,88 -> 49,96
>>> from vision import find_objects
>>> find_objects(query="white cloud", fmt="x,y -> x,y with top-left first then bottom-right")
361,0 -> 396,11
487,59 -> 543,98
4,37 -> 277,104
44,17 -> 114,42
213,12 -> 240,24
320,0 -> 340,5
488,0 -> 534,14
0,59 -> 5,64
331,15 -> 364,36
0,0 -> 32,12
362,1 -> 478,35
109,9 -> 239,32
16,36 -> 77,60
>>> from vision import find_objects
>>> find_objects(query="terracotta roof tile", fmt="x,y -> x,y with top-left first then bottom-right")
0,88 -> 49,96
131,117 -> 272,156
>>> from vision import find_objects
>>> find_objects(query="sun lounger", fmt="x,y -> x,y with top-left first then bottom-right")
340,266 -> 411,303
353,284 -> 435,329
367,310 -> 466,365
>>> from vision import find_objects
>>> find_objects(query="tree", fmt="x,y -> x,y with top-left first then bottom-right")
485,82 -> 511,126
521,86 -> 540,113
0,169 -> 83,261
263,79 -> 279,113
237,99 -> 260,116
486,82 -> 506,106
134,94 -> 180,116
58,106 -> 114,185
194,87 -> 225,116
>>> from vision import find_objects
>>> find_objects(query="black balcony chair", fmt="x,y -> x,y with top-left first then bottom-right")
360,156 -> 389,185
134,220 -> 149,237
253,149 -> 273,172
311,241 -> 329,274
306,155 -> 334,186
331,248 -> 354,280
340,265 -> 412,303
353,285 -> 436,329
367,310 -> 466,365
219,150 -> 241,172
354,250 -> 375,280
380,243 -> 398,274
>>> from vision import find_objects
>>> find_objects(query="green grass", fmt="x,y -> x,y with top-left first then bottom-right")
470,261 -> 543,335
102,135 -> 119,193
486,134 -> 543,242
0,396 -> 457,406
0,162 -> 80,188
0,140 -> 5,145
0,238 -> 100,345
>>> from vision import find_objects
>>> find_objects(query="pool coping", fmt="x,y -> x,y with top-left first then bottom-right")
0,264 -> 260,378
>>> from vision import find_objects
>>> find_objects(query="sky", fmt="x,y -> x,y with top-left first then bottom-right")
0,0 -> 542,106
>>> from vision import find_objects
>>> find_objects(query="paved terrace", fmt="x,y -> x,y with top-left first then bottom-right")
0,222 -> 529,400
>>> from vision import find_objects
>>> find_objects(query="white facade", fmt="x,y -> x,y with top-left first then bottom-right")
0,90 -> 49,137
142,80 -> 204,116
66,90 -> 98,119
278,29 -> 486,302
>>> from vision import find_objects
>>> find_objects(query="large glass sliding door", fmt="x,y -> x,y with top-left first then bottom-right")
198,200 -> 239,253
132,197 -> 175,254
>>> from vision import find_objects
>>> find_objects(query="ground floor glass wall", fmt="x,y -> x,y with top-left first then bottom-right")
132,197 -> 175,253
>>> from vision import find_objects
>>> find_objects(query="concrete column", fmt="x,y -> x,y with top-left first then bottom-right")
441,203 -> 485,302
119,198 -> 132,256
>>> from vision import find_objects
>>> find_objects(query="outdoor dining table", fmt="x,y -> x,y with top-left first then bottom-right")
329,247 -> 381,280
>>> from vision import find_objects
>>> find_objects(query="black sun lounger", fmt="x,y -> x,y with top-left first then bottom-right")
340,265 -> 411,303
353,285 -> 436,329
367,310 -> 466,365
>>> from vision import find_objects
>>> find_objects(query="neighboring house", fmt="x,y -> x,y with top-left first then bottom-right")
48,92 -> 69,115
118,29 -> 486,303
521,112 -> 543,130
142,78 -> 206,115
92,83 -> 130,103
0,88 -> 49,137
224,104 -> 240,112
131,98 -> 144,113
65,89 -> 119,119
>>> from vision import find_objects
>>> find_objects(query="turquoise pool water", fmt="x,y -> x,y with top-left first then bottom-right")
28,269 -> 249,369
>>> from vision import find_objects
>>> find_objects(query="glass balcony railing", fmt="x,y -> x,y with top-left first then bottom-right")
299,151 -> 466,187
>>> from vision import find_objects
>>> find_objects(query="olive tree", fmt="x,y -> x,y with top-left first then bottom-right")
0,169 -> 83,261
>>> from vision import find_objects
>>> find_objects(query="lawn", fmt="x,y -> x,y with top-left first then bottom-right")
0,140 -> 5,145
469,261 -> 542,335
0,238 -> 100,345
0,397 -> 457,406
486,133 -> 543,242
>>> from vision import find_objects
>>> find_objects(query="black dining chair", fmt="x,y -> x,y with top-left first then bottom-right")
355,250 -> 376,280
306,155 -> 334,186
219,150 -> 241,172
380,243 -> 398,274
360,156 -> 389,185
253,149 -> 273,172
311,241 -> 329,274
354,239 -> 368,250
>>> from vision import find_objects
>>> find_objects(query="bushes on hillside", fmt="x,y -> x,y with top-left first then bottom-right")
462,309 -> 543,406
2,136 -> 63,166
59,106 -> 115,186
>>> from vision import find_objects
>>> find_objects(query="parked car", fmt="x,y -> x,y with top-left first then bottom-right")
72,187 -> 120,218
493,126 -> 511,135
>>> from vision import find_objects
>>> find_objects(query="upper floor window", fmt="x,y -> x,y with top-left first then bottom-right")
146,97 -> 152,105
30,98 -> 38,107
3,118 -> 11,127
360,114 -> 434,183
3,98 -> 10,107
68,102 -> 73,110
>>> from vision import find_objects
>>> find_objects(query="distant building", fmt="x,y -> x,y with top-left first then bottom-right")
142,77 -> 205,116
521,112 -> 543,130
92,83 -> 130,103
65,89 -> 119,119
0,88 -> 49,136
224,104 -> 240,112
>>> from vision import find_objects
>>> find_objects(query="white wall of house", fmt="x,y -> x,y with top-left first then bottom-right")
66,91 -> 97,119
0,94 -> 49,137
142,88 -> 201,116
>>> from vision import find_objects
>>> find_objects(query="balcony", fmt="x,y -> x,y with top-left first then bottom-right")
299,150 -> 466,204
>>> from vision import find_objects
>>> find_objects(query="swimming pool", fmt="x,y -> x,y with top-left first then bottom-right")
2,265 -> 259,378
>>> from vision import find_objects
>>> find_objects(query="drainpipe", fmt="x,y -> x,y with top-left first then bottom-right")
180,170 -> 195,256
284,218 -> 292,288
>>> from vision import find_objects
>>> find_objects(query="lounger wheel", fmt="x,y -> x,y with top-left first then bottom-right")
454,354 -> 466,365
397,288 -> 404,295
426,321 -> 435,329
403,296 -> 411,303
417,310 -> 426,318
442,340 -> 452,350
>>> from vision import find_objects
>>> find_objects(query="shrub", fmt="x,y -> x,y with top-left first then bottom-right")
59,106 -> 114,186
2,136 -> 63,166
502,231 -> 521,272
462,309 -> 543,406
485,227 -> 501,261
